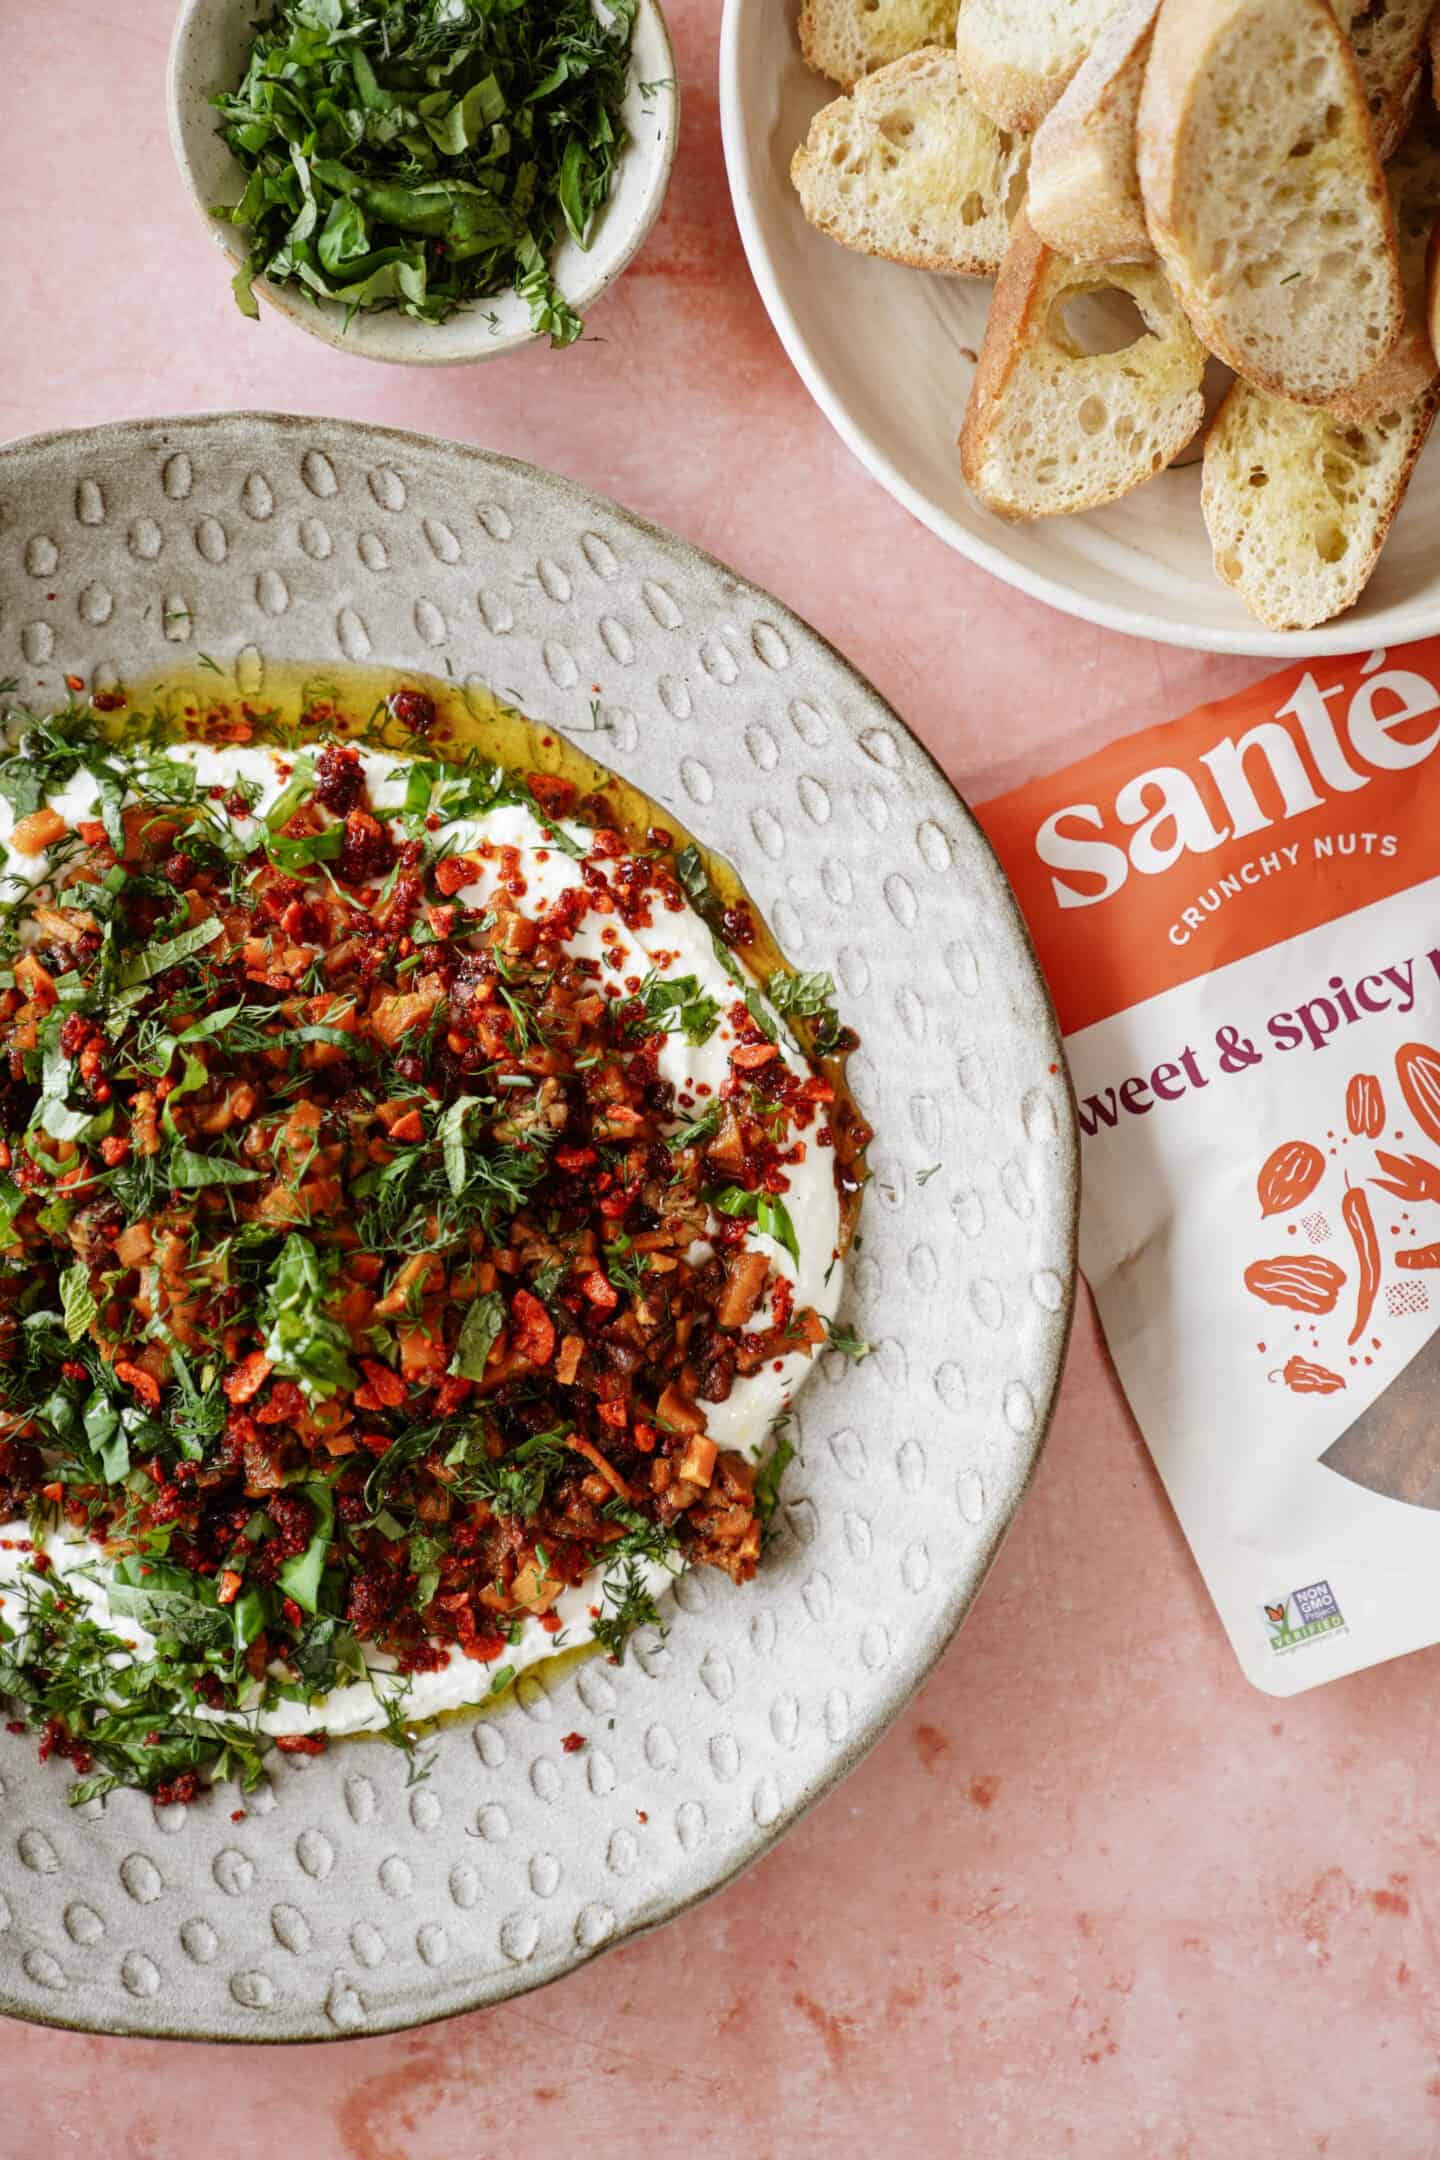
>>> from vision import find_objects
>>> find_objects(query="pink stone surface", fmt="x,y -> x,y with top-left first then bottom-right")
4,4 -> 1438,2152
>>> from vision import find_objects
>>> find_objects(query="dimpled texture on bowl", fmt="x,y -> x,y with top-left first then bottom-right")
168,0 -> 678,365
0,414 -> 1075,2039
719,0 -> 1440,657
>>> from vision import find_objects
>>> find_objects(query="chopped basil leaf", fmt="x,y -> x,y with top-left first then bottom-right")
58,1264 -> 97,1344
451,1290 -> 505,1381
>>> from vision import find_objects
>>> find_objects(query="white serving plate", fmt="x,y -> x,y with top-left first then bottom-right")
0,412 -> 1076,2038
718,0 -> 1440,657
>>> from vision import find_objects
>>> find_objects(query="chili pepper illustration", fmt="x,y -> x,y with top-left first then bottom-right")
1372,1151 -> 1440,1205
1273,1355 -> 1346,1395
1395,1243 -> 1440,1270
1342,1181 -> 1380,1346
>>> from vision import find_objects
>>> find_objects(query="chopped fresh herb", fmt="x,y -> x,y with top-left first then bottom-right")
824,1318 -> 870,1362
450,1290 -> 505,1380
277,1483 -> 336,1614
666,1103 -> 721,1152
211,0 -> 638,345
0,1571 -> 269,1804
260,1234 -> 358,1401
618,972 -> 721,1047
916,1163 -> 941,1186
754,1428 -> 795,1530
767,967 -> 845,1052
58,1263 -> 98,1344
709,1183 -> 801,1269
590,1559 -> 661,1663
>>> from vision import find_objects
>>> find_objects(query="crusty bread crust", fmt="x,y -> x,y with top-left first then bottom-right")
1027,0 -> 1160,264
1138,0 -> 1405,406
1202,380 -> 1438,629
954,0 -> 1112,132
1342,0 -> 1430,161
1329,111 -> 1440,425
960,208 -> 1207,516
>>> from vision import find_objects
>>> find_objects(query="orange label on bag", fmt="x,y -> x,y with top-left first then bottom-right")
978,643 -> 1440,1036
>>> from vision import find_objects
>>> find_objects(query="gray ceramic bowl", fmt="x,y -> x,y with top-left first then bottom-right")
168,0 -> 679,365
0,413 -> 1076,2038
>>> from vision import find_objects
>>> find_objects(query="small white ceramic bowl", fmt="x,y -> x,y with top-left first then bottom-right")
169,0 -> 678,366
719,0 -> 1440,657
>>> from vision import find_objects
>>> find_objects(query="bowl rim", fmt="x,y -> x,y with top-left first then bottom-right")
166,0 -> 680,368
716,0 -> 1440,660
0,407 -> 1079,2041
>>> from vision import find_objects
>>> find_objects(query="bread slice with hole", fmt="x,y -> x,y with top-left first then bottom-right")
953,0 -> 1120,131
959,209 -> 1208,515
1138,0 -> 1405,406
1330,110 -> 1440,423
1026,0 -> 1160,262
792,49 -> 1029,275
1202,380 -> 1437,629
1340,0 -> 1430,161
799,0 -> 962,88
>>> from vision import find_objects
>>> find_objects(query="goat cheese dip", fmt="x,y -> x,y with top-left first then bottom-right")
0,690 -> 857,1797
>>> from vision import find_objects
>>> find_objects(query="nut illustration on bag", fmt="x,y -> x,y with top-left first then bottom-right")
1346,1073 -> 1385,1139
1256,1139 -> 1326,1218
1244,1254 -> 1346,1314
1243,1041 -> 1440,1512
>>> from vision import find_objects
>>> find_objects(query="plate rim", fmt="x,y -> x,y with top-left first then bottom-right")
0,410 -> 1079,2040
716,0 -> 1439,661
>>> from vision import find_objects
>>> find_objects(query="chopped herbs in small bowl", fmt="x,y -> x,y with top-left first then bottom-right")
167,0 -> 679,363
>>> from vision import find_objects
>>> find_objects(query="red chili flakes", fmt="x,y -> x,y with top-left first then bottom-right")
528,773 -> 578,819
314,742 -> 365,812
153,1771 -> 200,1807
561,1732 -> 586,1754
388,687 -> 436,736
274,1734 -> 328,1756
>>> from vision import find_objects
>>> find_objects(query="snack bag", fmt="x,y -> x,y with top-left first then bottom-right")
979,643 -> 1440,1692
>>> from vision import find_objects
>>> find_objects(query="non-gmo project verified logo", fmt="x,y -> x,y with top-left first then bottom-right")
1263,1580 -> 1347,1655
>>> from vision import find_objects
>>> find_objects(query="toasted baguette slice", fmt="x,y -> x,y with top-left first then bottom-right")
959,210 -> 1207,516
1026,0 -> 1159,263
799,0 -> 961,89
792,50 -> 1029,275
1341,0 -> 1429,161
1330,111 -> 1440,423
953,0 -> 1118,131
1139,0 -> 1405,407
1202,382 -> 1437,629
